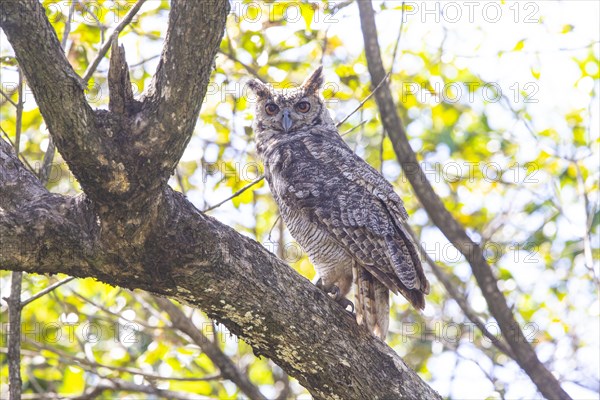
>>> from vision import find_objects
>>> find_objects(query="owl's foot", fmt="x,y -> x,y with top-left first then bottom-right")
316,278 -> 341,299
316,277 -> 325,291
338,297 -> 355,315
316,278 -> 355,315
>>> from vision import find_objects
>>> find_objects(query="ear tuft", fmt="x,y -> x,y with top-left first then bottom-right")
247,79 -> 271,99
300,66 -> 324,94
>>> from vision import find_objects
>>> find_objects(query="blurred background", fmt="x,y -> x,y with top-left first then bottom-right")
1,1 -> 598,398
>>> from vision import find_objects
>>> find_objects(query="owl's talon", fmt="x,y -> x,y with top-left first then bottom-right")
328,285 -> 341,300
316,279 -> 341,300
315,280 -> 353,314
338,298 -> 355,315
316,278 -> 324,290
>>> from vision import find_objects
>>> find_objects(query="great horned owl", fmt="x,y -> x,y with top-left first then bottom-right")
248,67 -> 429,340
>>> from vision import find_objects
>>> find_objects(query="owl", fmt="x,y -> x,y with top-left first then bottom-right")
248,66 -> 429,340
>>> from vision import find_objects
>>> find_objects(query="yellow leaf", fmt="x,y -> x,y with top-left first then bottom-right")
300,3 -> 316,31
561,24 -> 574,33
61,366 -> 85,394
513,39 -> 526,51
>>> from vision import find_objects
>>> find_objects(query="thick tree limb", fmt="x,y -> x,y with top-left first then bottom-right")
0,137 -> 441,399
357,2 -> 572,400
142,0 -> 230,179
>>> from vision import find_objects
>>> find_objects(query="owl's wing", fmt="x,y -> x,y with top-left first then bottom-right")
303,131 -> 410,222
298,133 -> 429,306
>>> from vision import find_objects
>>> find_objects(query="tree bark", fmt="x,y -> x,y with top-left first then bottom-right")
357,2 -> 572,400
0,1 -> 441,398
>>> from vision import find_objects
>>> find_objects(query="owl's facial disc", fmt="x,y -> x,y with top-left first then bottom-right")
282,109 -> 293,132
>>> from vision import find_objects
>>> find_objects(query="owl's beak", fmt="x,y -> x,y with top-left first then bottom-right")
282,109 -> 293,132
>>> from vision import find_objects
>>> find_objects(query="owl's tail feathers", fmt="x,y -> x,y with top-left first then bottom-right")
397,283 -> 427,311
356,269 -> 389,340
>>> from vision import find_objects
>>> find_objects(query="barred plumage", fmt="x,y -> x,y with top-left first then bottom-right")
248,67 -> 429,340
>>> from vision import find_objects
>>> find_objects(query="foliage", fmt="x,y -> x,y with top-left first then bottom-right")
0,0 -> 598,398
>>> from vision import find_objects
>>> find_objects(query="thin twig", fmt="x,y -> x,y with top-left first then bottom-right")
573,160 -> 599,286
74,377 -> 201,400
457,351 -> 505,400
78,1 -> 106,44
14,341 -> 221,383
175,167 -> 187,194
5,65 -> 26,400
0,126 -> 36,173
404,224 -> 515,358
40,0 -> 76,186
14,70 -> 23,154
128,54 -> 160,69
203,176 -> 264,212
70,291 -> 160,330
0,87 -> 17,107
21,277 -> 75,307
390,1 -> 406,73
82,0 -> 147,83
39,140 -> 56,183
335,72 -> 390,128
340,119 -> 368,137
153,297 -> 267,400
267,215 -> 282,242
320,26 -> 331,65
453,41 -> 600,58
5,272 -> 22,400
61,0 -> 76,50
218,49 -> 263,81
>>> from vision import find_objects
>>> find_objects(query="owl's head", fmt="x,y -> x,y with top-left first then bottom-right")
247,67 -> 334,149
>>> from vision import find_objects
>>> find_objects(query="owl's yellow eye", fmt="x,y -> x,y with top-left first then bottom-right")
265,103 -> 279,116
295,101 -> 311,113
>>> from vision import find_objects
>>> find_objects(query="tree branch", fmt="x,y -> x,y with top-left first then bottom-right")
81,0 -> 147,83
0,0 -> 95,172
108,37 -> 135,114
10,342 -> 220,385
0,136 -> 441,400
405,225 -> 515,358
204,176 -> 264,212
357,2 -> 571,399
5,271 -> 22,400
335,72 -> 390,128
142,0 -> 231,177
154,297 -> 267,400
71,377 -> 200,400
20,277 -> 75,307
5,66 -> 26,400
